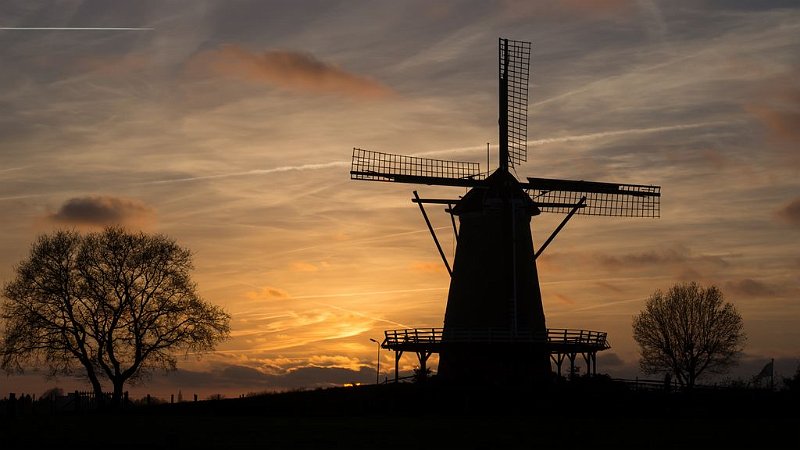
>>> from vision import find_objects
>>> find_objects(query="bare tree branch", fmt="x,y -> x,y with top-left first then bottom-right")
632,281 -> 746,388
0,227 -> 231,407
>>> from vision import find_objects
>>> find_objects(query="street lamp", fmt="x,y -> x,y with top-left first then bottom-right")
369,338 -> 381,384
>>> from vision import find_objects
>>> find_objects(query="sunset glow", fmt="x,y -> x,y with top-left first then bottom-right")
1,0 -> 798,398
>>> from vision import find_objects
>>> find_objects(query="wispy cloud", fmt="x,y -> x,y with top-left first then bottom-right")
189,44 -> 395,99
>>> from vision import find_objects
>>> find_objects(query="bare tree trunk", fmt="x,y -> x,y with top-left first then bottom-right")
88,373 -> 105,409
111,378 -> 125,408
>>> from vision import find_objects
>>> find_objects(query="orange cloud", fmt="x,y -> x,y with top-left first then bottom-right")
747,104 -> 800,143
47,195 -> 155,228
776,197 -> 800,227
746,71 -> 800,145
553,293 -> 576,305
410,261 -> 448,273
290,261 -> 320,272
246,286 -> 290,300
190,44 -> 394,99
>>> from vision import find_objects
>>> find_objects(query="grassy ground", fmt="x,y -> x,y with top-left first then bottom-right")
2,381 -> 798,449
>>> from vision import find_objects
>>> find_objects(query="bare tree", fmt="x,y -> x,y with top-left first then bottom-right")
632,282 -> 745,389
1,227 -> 231,406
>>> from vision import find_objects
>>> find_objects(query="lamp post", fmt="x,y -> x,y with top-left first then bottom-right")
369,338 -> 381,384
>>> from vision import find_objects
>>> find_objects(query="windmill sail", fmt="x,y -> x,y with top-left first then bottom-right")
350,148 -> 484,187
525,177 -> 661,217
499,39 -> 531,169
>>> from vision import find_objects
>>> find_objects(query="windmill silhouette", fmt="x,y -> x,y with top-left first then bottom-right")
351,38 -> 660,384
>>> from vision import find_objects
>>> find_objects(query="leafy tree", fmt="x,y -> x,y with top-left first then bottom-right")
0,227 -> 231,407
632,281 -> 745,389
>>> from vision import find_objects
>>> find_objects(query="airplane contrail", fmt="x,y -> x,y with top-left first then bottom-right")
0,27 -> 153,31
532,50 -> 706,107
267,226 -> 452,258
528,121 -> 729,146
288,287 -> 448,301
412,121 -> 728,160
309,301 -> 413,329
141,161 -> 350,185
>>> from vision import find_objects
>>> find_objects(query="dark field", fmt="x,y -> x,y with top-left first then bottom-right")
2,380 -> 798,449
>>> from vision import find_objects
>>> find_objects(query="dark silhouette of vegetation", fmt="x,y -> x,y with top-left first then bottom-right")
0,227 -> 231,407
412,366 -> 432,383
633,281 -> 745,389
783,364 -> 800,391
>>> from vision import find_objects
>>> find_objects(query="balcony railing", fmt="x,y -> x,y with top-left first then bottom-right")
382,327 -> 609,349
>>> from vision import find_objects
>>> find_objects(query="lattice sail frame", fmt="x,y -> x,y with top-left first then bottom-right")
500,39 -> 531,168
526,177 -> 661,218
350,148 -> 483,183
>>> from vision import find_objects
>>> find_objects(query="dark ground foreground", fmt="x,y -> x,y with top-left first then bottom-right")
1,378 -> 798,449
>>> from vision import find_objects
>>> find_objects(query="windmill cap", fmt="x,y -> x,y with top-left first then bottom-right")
452,169 -> 540,216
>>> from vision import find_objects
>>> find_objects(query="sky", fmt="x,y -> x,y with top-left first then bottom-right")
1,0 -> 799,399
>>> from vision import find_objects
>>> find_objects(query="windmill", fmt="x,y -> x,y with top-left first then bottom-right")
350,38 -> 660,384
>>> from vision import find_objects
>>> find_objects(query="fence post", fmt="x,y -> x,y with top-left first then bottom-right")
194,394 -> 198,402
171,394 -> 174,404
146,394 -> 151,406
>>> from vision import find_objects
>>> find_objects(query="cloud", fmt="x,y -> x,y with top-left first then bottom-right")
553,293 -> 576,305
47,196 -> 155,227
747,104 -> 800,143
746,73 -> 800,144
775,197 -> 800,227
190,44 -> 394,99
597,246 -> 729,269
410,261 -> 447,273
725,278 -> 778,297
595,281 -> 624,293
500,0 -> 634,18
597,352 -> 625,367
290,261 -> 321,272
558,0 -> 633,13
77,53 -> 150,76
157,363 -> 374,392
246,287 -> 290,300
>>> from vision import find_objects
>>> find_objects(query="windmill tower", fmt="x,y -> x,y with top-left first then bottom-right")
351,38 -> 660,385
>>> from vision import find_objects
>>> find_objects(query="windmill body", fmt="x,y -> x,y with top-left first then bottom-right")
350,38 -> 661,385
438,168 -> 551,383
